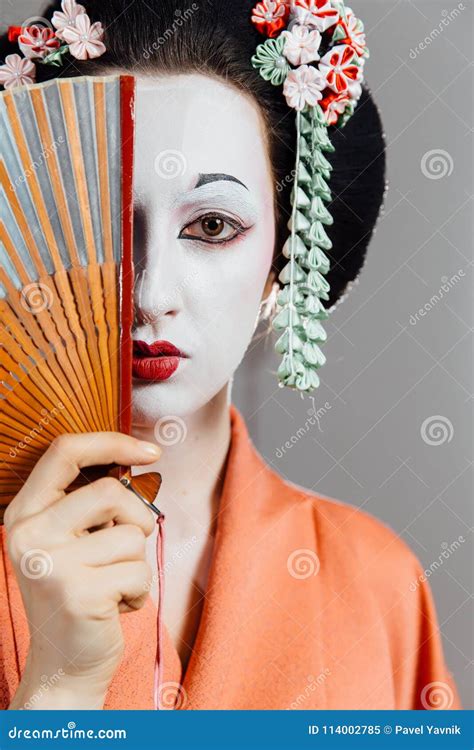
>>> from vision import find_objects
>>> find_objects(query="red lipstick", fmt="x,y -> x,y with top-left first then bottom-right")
132,340 -> 186,381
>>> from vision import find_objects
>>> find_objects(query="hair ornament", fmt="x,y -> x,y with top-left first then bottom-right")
251,0 -> 369,393
0,0 -> 105,89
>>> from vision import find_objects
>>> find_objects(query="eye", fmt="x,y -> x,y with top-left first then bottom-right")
179,213 -> 250,245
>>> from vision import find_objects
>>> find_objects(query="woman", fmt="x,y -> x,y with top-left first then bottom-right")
0,0 -> 461,710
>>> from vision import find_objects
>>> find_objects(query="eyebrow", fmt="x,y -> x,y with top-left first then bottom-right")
194,173 -> 249,191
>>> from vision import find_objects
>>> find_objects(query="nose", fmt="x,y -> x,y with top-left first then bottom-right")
132,207 -> 184,329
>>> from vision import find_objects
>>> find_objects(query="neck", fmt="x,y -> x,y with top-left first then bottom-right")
131,383 -> 232,534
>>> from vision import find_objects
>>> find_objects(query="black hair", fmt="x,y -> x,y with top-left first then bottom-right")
1,0 -> 387,308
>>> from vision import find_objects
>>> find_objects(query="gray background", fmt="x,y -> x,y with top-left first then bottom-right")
2,0 -> 472,707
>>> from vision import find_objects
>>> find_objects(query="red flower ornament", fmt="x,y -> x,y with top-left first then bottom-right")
319,89 -> 352,125
251,1 -> 290,38
291,0 -> 340,32
331,6 -> 368,57
318,43 -> 361,94
18,26 -> 61,60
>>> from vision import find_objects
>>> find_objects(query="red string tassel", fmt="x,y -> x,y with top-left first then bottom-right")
153,513 -> 166,709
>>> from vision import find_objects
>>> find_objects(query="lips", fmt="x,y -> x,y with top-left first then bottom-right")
132,339 -> 186,381
133,340 -> 183,358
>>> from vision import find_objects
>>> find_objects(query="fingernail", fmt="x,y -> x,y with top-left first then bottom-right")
139,441 -> 161,457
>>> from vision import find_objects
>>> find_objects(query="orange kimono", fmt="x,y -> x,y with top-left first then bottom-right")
0,404 -> 462,710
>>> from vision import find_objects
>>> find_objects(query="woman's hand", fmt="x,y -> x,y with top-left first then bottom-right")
4,432 -> 161,709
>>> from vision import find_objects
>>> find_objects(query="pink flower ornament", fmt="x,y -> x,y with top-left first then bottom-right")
61,13 -> 106,60
0,53 -> 36,89
51,0 -> 87,41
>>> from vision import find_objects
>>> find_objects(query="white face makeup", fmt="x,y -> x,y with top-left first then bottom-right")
130,73 -> 276,427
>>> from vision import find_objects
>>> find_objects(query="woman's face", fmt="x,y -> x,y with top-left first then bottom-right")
131,73 -> 276,427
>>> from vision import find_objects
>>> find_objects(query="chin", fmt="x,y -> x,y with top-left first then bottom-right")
131,376 -> 218,428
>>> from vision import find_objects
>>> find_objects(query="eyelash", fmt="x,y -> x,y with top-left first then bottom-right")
179,212 -> 251,246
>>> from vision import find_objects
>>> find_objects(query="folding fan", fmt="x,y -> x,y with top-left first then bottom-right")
0,74 -> 161,522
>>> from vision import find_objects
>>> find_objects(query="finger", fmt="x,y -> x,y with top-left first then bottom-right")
68,524 -> 147,566
95,560 -> 152,612
36,477 -> 156,542
9,432 -> 161,523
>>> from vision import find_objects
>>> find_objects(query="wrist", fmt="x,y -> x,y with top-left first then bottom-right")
10,657 -> 110,710
10,679 -> 106,710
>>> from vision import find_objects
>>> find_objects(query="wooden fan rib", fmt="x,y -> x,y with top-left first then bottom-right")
0,302 -> 93,436
66,265 -> 114,429
93,81 -> 113,265
0,365 -> 72,442
0,75 -> 134,510
3,94 -> 64,271
0,339 -> 81,439
58,80 -> 113,431
3,90 -> 111,431
0,274 -> 99,432
30,86 -> 114,432
29,88 -> 80,268
93,82 -> 118,426
0,217 -> 34,288
0,162 -> 48,280
1,222 -> 109,432
50,267 -> 110,431
86,263 -> 116,427
30,86 -> 114,428
101,261 -> 119,425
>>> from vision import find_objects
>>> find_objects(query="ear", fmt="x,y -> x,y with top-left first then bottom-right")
261,269 -> 277,301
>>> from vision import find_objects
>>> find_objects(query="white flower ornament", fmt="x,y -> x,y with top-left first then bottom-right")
283,65 -> 325,110
282,24 -> 322,66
